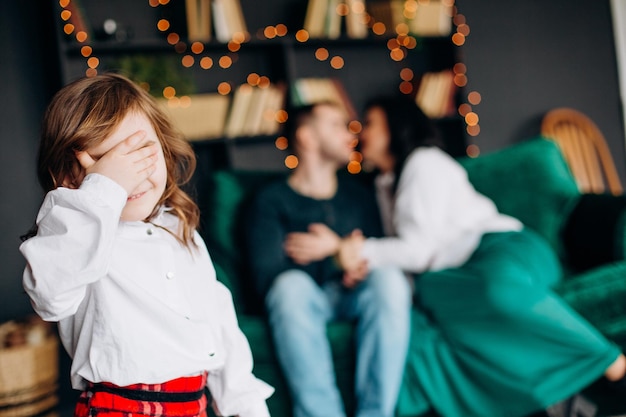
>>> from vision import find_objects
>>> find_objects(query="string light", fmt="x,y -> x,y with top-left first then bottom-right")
285,155 -> 299,169
275,136 -> 288,150
372,22 -> 386,35
218,56 -> 233,69
330,56 -> 344,69
275,110 -> 288,124
200,57 -> 213,69
247,73 -> 260,86
75,0 -> 476,163
190,42 -> 204,54
163,86 -> 176,99
348,120 -> 362,134
347,161 -> 362,174
468,91 -> 481,105
217,82 -> 232,95
157,19 -> 170,32
466,144 -> 480,157
296,29 -> 309,42
181,55 -> 194,67
315,48 -> 329,61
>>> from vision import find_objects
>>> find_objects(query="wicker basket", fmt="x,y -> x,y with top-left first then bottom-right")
0,335 -> 59,417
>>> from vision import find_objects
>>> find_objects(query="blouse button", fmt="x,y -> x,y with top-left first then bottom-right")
166,271 -> 175,280
146,228 -> 153,235
209,352 -> 216,357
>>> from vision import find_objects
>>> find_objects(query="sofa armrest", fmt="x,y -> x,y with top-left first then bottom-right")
561,193 -> 626,271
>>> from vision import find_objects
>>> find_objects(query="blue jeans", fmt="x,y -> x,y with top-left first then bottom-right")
265,267 -> 411,417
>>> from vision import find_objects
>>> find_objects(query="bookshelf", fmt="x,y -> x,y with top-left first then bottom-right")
51,0 -> 467,175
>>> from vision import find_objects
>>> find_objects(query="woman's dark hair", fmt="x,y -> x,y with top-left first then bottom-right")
363,95 -> 445,187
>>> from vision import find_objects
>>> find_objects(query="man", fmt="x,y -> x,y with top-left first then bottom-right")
245,101 -> 411,417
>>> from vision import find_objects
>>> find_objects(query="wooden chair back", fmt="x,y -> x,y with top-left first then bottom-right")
541,107 -> 623,195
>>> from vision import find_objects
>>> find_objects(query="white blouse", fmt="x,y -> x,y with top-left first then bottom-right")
362,147 -> 522,273
20,173 -> 273,417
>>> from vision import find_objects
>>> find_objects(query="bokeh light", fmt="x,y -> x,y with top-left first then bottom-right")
285,155 -> 299,169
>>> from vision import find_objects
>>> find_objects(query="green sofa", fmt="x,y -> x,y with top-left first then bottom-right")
198,137 -> 626,416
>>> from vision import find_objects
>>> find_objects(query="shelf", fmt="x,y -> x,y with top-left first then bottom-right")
52,0 -> 467,170
59,32 -> 454,56
189,134 -> 279,147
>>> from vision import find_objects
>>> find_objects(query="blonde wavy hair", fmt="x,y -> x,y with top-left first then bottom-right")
35,72 -> 199,246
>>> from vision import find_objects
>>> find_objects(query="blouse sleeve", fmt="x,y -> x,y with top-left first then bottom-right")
360,148 -> 470,273
207,281 -> 274,417
20,173 -> 127,321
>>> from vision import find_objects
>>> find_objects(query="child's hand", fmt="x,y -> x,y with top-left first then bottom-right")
75,130 -> 158,196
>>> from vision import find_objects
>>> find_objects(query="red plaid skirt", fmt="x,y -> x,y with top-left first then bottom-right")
74,373 -> 208,417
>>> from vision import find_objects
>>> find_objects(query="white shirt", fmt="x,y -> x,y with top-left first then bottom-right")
20,174 -> 273,417
363,147 -> 522,273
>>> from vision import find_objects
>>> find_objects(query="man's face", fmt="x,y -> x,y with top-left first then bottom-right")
309,104 -> 356,165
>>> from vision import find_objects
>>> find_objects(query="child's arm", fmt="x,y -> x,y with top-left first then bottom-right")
20,131 -> 157,321
207,282 -> 274,417
20,174 -> 127,321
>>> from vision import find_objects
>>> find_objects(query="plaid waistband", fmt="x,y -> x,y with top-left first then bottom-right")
75,373 -> 208,417
88,383 -> 205,403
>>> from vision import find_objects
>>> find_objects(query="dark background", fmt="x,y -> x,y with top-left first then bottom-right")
2,0 -> 625,411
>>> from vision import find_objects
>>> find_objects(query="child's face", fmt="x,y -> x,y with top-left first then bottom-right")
86,112 -> 167,222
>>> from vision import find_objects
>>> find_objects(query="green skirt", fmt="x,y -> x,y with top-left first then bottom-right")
396,229 -> 621,417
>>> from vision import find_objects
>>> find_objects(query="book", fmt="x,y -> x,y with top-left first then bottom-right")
259,83 -> 287,135
185,0 -> 211,42
224,84 -> 255,138
242,86 -> 273,136
212,0 -> 247,42
367,0 -> 404,34
410,0 -> 452,37
156,93 -> 231,141
326,0 -> 342,39
415,70 -> 456,118
291,78 -> 357,120
345,0 -> 368,39
304,0 -> 329,38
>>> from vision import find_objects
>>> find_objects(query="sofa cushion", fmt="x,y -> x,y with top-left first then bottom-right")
200,170 -> 284,312
458,137 -> 580,256
557,261 -> 626,339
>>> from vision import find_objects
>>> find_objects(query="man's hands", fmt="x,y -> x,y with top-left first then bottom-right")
74,130 -> 158,196
284,224 -> 369,288
284,223 -> 341,265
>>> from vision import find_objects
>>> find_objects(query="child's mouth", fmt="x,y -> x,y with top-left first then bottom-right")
127,191 -> 147,201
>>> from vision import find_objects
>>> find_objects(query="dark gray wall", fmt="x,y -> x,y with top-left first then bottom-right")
0,1 -> 58,323
460,0 -> 626,182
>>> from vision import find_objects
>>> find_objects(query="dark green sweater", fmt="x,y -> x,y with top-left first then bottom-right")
245,173 -> 383,298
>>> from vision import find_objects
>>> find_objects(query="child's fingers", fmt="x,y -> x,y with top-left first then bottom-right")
129,141 -> 159,163
117,130 -> 147,153
135,151 -> 157,176
75,151 -> 96,169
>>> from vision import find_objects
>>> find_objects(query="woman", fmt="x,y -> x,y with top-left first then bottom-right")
289,95 -> 626,416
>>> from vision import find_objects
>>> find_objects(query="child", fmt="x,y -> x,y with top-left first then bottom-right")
20,73 -> 273,417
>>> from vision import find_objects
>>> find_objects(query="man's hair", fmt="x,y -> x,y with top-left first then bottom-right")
283,100 -> 343,153
34,72 -> 199,246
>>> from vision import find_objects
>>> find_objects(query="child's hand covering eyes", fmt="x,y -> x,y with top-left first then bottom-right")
75,130 -> 158,196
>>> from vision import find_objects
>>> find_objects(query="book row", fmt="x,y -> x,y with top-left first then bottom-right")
158,73 -> 457,142
61,0 -> 452,44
